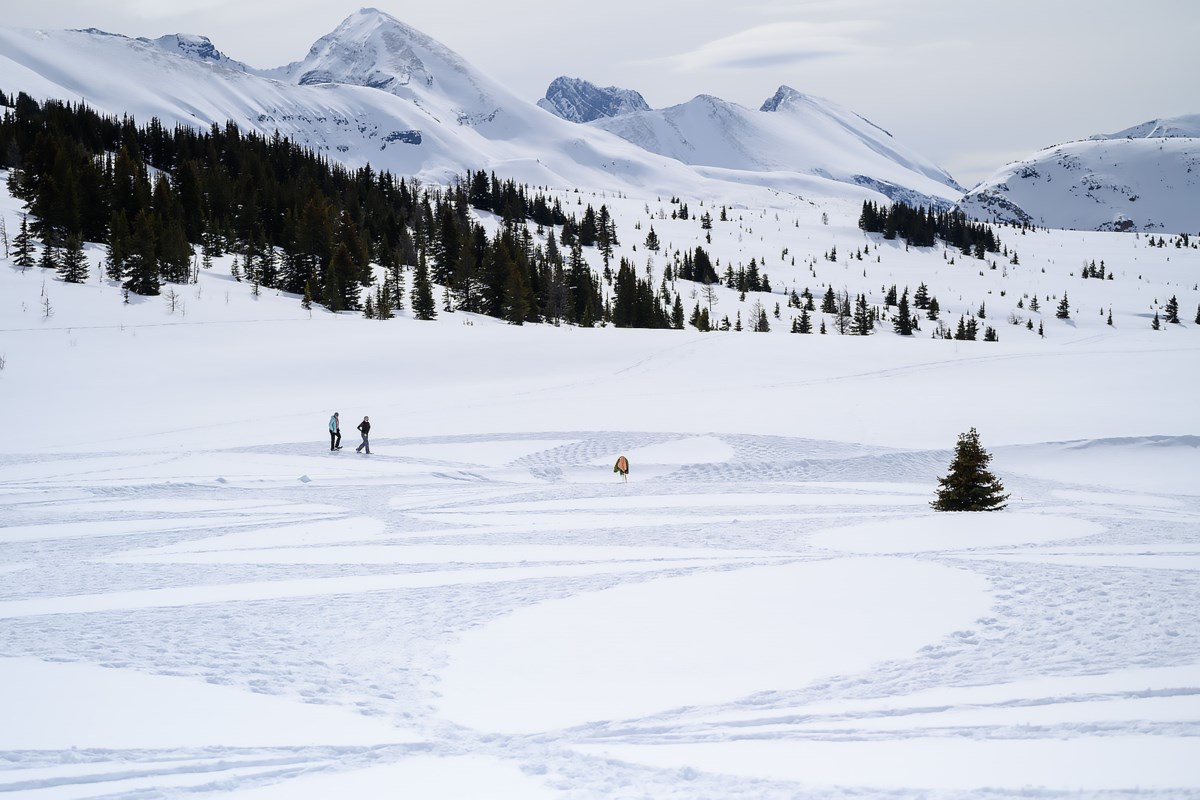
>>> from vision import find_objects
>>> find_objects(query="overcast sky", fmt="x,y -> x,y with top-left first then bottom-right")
5,1 -> 1197,186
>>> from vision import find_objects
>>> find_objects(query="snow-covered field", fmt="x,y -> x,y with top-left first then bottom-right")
2,175 -> 1200,798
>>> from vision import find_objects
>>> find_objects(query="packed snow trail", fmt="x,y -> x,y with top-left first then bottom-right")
2,431 -> 1198,798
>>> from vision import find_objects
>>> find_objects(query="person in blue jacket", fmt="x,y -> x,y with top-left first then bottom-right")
329,412 -> 341,450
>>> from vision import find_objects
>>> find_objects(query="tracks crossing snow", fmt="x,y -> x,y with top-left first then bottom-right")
2,431 -> 1199,797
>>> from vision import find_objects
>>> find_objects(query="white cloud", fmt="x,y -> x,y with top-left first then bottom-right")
661,20 -> 880,72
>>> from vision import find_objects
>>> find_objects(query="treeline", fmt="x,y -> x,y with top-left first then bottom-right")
858,200 -> 1001,257
0,92 -> 631,326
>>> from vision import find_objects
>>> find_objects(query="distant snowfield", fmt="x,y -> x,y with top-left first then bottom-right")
2,178 -> 1199,797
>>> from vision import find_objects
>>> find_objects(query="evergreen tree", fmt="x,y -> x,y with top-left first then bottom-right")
374,284 -> 393,319
894,290 -> 914,335
797,306 -> 812,334
643,225 -> 662,250
850,293 -> 872,335
38,237 -> 57,272
322,246 -> 350,312
12,214 -> 34,269
671,294 -> 684,329
411,252 -> 437,320
821,286 -> 837,314
930,428 -> 1009,512
1164,295 -> 1180,324
927,296 -> 940,320
502,260 -> 530,325
1151,311 -> 1161,330
106,211 -> 131,281
123,209 -> 160,296
387,261 -> 406,312
57,232 -> 88,283
913,281 -> 930,309
1055,292 -> 1070,319
1195,304 -> 1200,325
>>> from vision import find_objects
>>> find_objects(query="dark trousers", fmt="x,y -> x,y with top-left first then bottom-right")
330,430 -> 341,449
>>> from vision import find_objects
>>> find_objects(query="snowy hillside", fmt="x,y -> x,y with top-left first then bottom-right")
588,85 -> 962,208
1092,114 -> 1200,140
3,159 -> 1200,797
147,32 -> 247,71
264,8 -> 501,129
958,115 -> 1200,232
538,76 -> 652,122
0,12 -> 686,195
0,10 -> 956,208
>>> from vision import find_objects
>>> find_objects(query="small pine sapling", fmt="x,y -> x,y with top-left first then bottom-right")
931,428 -> 1009,512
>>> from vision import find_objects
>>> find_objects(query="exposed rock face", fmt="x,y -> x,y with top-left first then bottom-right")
538,76 -> 650,123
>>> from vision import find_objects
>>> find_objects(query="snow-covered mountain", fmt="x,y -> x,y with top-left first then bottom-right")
0,10 -> 693,196
1091,114 -> 1200,141
538,76 -> 651,122
0,9 -> 957,208
145,33 -> 246,71
263,8 -> 500,129
585,85 -> 963,207
958,115 -> 1200,232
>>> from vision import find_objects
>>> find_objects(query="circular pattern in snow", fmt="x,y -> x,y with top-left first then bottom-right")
0,657 -> 416,749
809,512 -> 1102,554
593,435 -> 735,466
436,558 -> 991,733
575,736 -> 1200,792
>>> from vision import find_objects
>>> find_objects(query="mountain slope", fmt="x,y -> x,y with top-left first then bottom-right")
1091,114 -> 1200,141
587,85 -> 963,206
0,12 -> 960,209
537,76 -> 650,122
0,12 -> 724,197
146,33 -> 247,71
958,119 -> 1200,232
265,8 -> 500,128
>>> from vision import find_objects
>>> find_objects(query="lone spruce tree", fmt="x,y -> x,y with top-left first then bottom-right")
931,428 -> 1009,511
411,252 -> 437,320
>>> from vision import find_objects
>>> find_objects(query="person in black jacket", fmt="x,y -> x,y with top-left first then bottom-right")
355,416 -> 371,454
